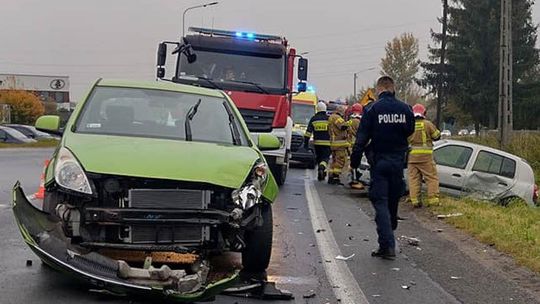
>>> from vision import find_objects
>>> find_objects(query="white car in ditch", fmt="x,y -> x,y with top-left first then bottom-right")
357,140 -> 538,206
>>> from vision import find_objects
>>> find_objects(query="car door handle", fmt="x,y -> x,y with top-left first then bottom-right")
452,173 -> 462,178
498,182 -> 508,187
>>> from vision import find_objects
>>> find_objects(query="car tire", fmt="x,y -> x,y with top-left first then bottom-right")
273,163 -> 288,186
242,203 -> 273,275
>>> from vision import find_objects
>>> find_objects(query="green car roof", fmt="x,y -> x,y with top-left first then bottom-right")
96,79 -> 225,98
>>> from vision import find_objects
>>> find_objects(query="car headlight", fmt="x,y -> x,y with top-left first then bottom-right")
55,147 -> 92,195
231,160 -> 268,210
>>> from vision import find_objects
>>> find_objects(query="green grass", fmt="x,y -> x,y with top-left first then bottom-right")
455,133 -> 540,182
0,138 -> 59,149
430,197 -> 540,273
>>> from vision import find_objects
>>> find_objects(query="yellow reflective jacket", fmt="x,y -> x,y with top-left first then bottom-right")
408,118 -> 441,162
328,113 -> 350,149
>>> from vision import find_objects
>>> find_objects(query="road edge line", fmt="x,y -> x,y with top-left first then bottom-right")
303,169 -> 369,304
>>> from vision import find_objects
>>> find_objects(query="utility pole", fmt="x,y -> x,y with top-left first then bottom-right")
353,72 -> 358,100
435,0 -> 448,129
498,0 -> 513,147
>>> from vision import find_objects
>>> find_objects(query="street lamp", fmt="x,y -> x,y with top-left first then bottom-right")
353,67 -> 376,98
182,2 -> 219,37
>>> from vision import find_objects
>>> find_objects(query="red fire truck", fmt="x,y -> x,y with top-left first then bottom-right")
156,27 -> 308,185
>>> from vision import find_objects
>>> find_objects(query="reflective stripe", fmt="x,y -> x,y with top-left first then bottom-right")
432,130 -> 441,138
304,132 -> 312,138
313,121 -> 329,131
314,140 -> 331,146
330,140 -> 350,148
410,149 -> 433,155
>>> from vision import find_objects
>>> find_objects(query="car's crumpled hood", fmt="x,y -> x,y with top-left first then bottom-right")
64,133 -> 259,190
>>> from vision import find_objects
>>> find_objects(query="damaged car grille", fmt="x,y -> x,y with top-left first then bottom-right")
129,189 -> 211,209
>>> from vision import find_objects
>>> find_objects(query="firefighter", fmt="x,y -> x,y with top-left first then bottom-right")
350,76 -> 415,259
348,104 -> 364,190
408,103 -> 441,207
328,105 -> 350,185
304,102 -> 331,181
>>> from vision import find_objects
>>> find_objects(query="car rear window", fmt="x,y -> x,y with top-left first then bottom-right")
472,150 -> 516,179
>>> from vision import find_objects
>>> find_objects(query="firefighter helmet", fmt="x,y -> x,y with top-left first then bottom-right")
351,103 -> 363,115
412,103 -> 426,118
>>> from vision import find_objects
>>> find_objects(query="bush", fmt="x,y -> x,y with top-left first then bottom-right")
0,90 -> 45,125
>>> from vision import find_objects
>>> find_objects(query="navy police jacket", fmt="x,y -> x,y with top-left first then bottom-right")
350,92 -> 415,168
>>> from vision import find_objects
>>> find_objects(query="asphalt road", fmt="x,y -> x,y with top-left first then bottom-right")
0,148 -> 538,304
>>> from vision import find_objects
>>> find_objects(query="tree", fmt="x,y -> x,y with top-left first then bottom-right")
422,0 -> 540,130
380,33 -> 421,103
0,90 -> 44,124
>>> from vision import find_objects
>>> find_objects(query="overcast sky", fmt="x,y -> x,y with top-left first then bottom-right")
1,0 -> 539,101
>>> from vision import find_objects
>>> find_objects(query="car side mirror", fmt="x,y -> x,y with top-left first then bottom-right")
35,115 -> 62,135
157,43 -> 167,79
298,58 -> 308,81
257,134 -> 281,151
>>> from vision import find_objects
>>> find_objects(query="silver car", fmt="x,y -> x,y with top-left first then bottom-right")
358,139 -> 538,206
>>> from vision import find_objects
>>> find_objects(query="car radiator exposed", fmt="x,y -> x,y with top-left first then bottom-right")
127,189 -> 212,244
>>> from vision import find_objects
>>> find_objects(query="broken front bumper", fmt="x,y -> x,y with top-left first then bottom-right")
11,182 -> 238,302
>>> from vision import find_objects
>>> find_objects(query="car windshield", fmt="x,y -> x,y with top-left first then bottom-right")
179,50 -> 285,91
75,86 -> 248,146
4,127 -> 29,140
292,103 -> 315,125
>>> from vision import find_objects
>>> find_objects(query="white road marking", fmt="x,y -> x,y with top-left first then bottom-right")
303,169 -> 369,304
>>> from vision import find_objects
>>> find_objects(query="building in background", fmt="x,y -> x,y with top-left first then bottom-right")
0,74 -> 70,109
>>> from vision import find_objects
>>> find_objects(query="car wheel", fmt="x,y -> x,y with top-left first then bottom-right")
272,163 -> 288,186
242,203 -> 273,275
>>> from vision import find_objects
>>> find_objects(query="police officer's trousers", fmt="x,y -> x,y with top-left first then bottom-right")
369,153 -> 406,250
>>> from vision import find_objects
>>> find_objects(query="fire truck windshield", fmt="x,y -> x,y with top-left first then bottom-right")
179,50 -> 286,93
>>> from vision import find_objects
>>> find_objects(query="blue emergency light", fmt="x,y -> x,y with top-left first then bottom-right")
189,27 -> 283,42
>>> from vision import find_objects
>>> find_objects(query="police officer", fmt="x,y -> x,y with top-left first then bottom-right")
347,104 -> 364,190
408,103 -> 441,207
350,76 -> 415,259
328,105 -> 350,185
304,102 -> 331,181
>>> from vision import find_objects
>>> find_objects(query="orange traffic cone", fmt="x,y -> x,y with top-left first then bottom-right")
34,160 -> 50,200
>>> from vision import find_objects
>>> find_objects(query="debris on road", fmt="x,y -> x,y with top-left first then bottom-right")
303,290 -> 316,298
410,281 -> 417,286
391,268 -> 400,271
309,243 -> 316,247
401,235 -> 421,246
346,223 -> 352,227
335,254 -> 355,261
25,260 -> 32,267
328,219 -> 333,223
437,213 -> 464,219
348,236 -> 354,240
363,238 -> 369,242
316,228 -> 326,233
372,294 -> 381,297
437,228 -> 444,232
401,285 -> 410,290
450,276 -> 462,280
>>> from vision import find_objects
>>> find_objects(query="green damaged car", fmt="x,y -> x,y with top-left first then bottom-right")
12,79 -> 280,301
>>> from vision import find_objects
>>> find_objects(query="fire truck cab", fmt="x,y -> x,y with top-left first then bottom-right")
156,27 -> 308,185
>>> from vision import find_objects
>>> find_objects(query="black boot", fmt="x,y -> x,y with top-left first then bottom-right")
371,247 -> 396,260
317,164 -> 326,181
